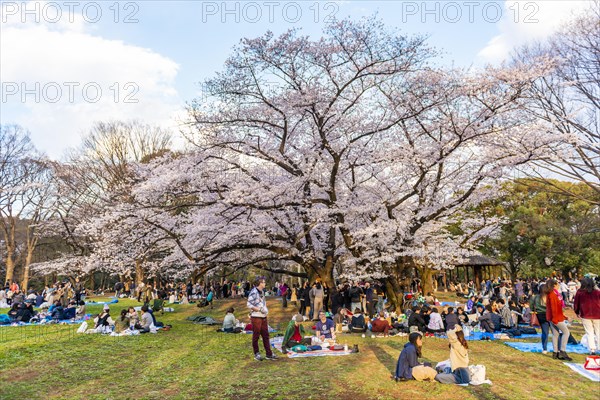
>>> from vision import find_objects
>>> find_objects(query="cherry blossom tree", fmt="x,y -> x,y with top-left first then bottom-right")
31,121 -> 173,284
118,17 -> 556,305
515,9 -> 600,204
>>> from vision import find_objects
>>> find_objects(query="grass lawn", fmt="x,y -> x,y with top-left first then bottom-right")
0,292 -> 597,400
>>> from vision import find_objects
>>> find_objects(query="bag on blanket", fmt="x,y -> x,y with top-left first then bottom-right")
291,345 -> 307,353
435,359 -> 452,373
468,365 -> 490,385
308,345 -> 322,351
329,345 -> 344,351
584,356 -> 600,371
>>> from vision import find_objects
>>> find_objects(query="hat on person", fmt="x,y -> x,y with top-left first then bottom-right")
103,304 -> 110,310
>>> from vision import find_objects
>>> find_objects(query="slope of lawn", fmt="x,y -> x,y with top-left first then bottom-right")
0,292 -> 597,400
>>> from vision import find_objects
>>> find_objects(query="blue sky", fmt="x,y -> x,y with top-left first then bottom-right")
0,0 -> 594,159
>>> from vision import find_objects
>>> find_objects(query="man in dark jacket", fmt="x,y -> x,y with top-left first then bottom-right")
444,307 -> 459,331
348,282 -> 363,313
330,286 -> 344,315
408,306 -> 427,333
15,302 -> 34,323
364,282 -> 374,318
478,305 -> 496,333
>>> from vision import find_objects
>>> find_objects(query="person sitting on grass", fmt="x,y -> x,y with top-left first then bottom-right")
282,314 -> 312,353
222,307 -> 239,333
444,307 -> 459,331
127,307 -> 140,328
408,306 -> 427,333
140,304 -> 153,333
76,301 -> 86,320
478,305 -> 495,333
315,310 -> 336,341
14,302 -> 34,323
114,309 -> 131,334
456,307 -> 468,326
392,332 -> 438,382
349,308 -> 367,333
490,307 -> 502,332
333,308 -> 348,333
371,311 -> 392,337
62,300 -> 77,320
426,308 -> 445,336
435,325 -> 470,384
497,299 -> 513,329
94,304 -> 115,332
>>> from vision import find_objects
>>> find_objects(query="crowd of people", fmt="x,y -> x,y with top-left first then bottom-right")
3,271 -> 599,377
0,278 -> 172,335
0,279 -> 87,324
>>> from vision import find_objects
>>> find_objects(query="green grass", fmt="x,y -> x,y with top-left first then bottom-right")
0,294 -> 597,400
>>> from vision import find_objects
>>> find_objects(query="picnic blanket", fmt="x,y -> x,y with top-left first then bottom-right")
244,327 -> 277,334
85,299 -> 118,305
563,363 -> 600,382
186,315 -> 220,325
270,336 -> 353,358
0,315 -> 90,328
504,342 -> 590,354
440,302 -> 462,307
435,331 -> 541,341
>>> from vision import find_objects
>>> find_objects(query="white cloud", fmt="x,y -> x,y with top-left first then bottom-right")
477,0 -> 594,64
0,1 -> 183,160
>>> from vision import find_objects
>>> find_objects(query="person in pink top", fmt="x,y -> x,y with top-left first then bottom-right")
574,277 -> 600,355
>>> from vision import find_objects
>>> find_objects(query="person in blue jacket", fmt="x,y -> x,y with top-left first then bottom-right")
393,332 -> 437,381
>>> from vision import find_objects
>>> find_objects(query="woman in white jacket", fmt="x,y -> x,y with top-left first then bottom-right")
435,325 -> 470,384
426,308 -> 445,336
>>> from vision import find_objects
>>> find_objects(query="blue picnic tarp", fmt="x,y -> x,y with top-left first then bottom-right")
504,341 -> 590,354
85,299 -> 118,305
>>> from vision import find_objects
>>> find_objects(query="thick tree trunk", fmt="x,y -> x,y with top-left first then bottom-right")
4,251 -> 15,285
384,276 -> 404,312
22,250 -> 34,292
135,259 -> 145,286
383,257 -> 413,311
420,266 -> 434,296
305,258 -> 335,288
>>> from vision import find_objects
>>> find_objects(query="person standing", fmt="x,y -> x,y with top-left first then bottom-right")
531,284 -> 551,354
573,277 -> 600,355
546,279 -> 573,361
311,282 -> 325,319
247,277 -> 277,361
349,282 -> 363,314
364,282 -> 374,318
299,281 -> 309,316
74,277 -> 83,304
280,282 -> 288,309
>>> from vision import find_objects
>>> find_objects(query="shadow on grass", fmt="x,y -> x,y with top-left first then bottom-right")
467,385 -> 511,400
370,342 -> 399,376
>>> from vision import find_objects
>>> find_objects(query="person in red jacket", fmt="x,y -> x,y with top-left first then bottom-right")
574,277 -> 600,355
546,279 -> 572,361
